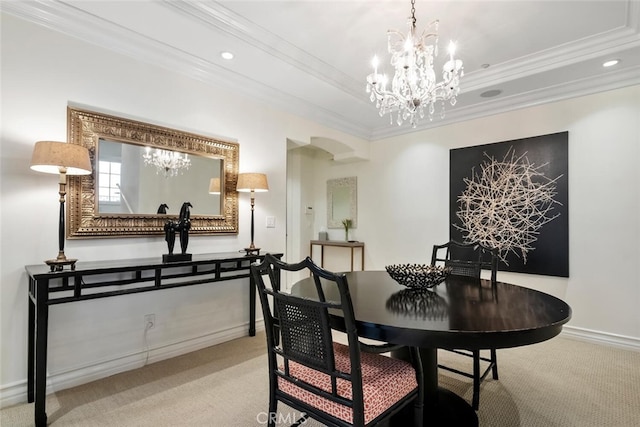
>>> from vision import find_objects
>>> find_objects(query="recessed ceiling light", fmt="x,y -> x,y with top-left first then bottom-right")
480,89 -> 502,98
220,51 -> 234,60
602,59 -> 620,67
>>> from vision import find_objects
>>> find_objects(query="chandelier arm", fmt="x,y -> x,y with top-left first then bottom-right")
419,31 -> 439,41
366,0 -> 463,127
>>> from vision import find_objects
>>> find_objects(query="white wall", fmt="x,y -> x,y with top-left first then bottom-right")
3,9 -> 639,409
308,85 -> 640,346
285,145 -> 319,289
0,13 -> 366,406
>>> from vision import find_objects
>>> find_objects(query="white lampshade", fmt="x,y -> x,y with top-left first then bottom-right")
208,177 -> 221,194
237,173 -> 269,192
30,141 -> 92,175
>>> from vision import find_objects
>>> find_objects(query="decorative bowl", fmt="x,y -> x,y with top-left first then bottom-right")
385,264 -> 451,289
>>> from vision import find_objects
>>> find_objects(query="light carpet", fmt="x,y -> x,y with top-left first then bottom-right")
2,332 -> 639,426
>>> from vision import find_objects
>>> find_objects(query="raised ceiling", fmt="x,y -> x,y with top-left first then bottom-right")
3,0 -> 640,140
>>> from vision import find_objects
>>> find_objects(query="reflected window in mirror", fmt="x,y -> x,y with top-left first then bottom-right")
98,159 -> 121,206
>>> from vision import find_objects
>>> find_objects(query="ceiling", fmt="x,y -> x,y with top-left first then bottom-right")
3,0 -> 640,141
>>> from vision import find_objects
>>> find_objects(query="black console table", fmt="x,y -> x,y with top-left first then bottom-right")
25,251 -> 282,427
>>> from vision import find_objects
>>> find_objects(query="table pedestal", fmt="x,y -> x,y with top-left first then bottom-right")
391,388 -> 477,426
391,347 -> 478,427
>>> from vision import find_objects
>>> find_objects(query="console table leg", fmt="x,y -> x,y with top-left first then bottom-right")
350,248 -> 354,272
27,282 -> 35,402
34,280 -> 49,427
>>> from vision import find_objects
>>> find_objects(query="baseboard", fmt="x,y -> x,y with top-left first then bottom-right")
561,325 -> 640,351
3,322 -> 635,408
0,321 -> 265,409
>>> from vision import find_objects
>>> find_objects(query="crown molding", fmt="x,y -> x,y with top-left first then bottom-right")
2,0 -> 639,142
161,0 -> 364,101
0,0 -> 372,138
458,0 -> 640,92
369,65 -> 640,141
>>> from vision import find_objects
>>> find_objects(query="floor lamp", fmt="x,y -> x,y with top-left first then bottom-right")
236,173 -> 269,255
30,141 -> 92,271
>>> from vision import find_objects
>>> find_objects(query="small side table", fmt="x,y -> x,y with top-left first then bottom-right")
309,240 -> 365,272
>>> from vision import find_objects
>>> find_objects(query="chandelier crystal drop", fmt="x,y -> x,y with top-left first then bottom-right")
142,147 -> 191,177
366,0 -> 463,128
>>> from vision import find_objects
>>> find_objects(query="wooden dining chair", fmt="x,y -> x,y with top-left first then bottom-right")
431,240 -> 499,410
251,254 -> 424,427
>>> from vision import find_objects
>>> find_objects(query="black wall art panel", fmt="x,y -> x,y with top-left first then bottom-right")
450,132 -> 569,277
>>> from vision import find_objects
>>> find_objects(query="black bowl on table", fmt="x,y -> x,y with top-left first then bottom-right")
385,264 -> 451,289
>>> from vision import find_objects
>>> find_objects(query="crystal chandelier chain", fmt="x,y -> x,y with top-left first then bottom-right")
366,0 -> 464,128
143,147 -> 191,177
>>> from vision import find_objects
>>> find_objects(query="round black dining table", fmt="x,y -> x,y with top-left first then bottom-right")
291,271 -> 572,426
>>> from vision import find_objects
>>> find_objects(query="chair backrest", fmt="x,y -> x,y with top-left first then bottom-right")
431,240 -> 498,282
250,254 -> 366,425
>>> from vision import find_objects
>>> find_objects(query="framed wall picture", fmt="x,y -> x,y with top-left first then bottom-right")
450,132 -> 569,277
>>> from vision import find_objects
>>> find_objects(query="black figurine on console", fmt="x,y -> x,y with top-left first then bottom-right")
163,202 -> 193,262
177,201 -> 192,253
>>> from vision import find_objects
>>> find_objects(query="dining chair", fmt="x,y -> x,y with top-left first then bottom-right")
431,240 -> 499,410
251,254 -> 424,427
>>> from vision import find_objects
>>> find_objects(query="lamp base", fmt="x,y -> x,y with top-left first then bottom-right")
45,258 -> 77,272
163,253 -> 192,263
244,247 -> 260,256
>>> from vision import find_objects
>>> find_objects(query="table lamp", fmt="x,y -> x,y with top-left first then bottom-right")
30,141 -> 92,271
236,173 -> 268,255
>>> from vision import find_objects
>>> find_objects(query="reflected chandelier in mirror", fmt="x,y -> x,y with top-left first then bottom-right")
67,107 -> 239,238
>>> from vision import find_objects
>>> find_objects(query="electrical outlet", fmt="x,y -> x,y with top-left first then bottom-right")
144,314 -> 155,329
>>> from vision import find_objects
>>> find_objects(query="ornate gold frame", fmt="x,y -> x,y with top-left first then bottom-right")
67,107 -> 239,238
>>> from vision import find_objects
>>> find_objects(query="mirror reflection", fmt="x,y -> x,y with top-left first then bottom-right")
97,139 -> 223,216
327,177 -> 357,229
331,187 -> 350,221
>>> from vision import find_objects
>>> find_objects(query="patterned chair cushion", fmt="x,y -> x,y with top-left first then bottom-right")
278,343 -> 417,425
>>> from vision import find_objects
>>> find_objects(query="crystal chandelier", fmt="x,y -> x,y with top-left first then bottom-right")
142,147 -> 191,177
366,0 -> 463,128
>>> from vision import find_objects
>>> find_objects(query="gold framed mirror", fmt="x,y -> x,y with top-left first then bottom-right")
67,107 -> 239,238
